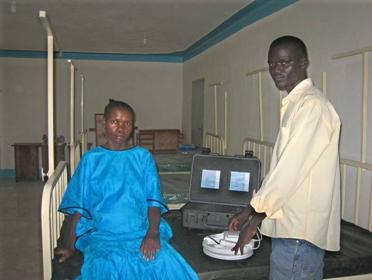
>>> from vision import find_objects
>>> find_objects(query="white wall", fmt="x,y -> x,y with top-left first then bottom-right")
1,57 -> 182,170
182,0 -> 372,229
0,58 -> 4,170
1,57 -> 47,171
183,0 -> 372,162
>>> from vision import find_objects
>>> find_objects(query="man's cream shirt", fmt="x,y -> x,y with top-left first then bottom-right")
251,78 -> 341,251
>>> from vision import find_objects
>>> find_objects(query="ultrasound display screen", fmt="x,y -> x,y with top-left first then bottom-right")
200,169 -> 221,190
229,171 -> 250,192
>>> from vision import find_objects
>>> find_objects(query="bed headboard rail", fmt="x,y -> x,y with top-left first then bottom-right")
340,159 -> 372,232
41,161 -> 68,280
242,137 -> 372,232
70,141 -> 81,176
242,137 -> 274,179
205,133 -> 226,155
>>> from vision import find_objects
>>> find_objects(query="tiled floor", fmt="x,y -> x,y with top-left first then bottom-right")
0,173 -> 190,280
0,178 -> 44,280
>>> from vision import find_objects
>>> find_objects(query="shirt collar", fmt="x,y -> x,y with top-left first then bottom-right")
282,78 -> 313,106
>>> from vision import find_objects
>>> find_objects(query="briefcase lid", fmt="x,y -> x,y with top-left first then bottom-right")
188,154 -> 261,207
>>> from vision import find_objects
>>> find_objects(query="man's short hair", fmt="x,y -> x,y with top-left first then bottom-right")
269,35 -> 308,59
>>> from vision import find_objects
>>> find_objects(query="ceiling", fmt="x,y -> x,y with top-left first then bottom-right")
1,0 -> 257,55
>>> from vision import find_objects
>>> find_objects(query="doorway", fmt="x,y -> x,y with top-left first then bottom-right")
191,78 -> 204,146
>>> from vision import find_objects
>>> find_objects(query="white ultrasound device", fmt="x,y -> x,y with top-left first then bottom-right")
202,230 -> 261,261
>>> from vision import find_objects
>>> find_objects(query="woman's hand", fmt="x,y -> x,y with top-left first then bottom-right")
54,247 -> 75,263
54,212 -> 81,263
140,230 -> 160,262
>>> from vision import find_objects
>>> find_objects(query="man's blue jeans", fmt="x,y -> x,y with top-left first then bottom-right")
269,238 -> 325,280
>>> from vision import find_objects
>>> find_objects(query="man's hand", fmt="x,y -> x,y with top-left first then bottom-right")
54,247 -> 75,263
231,211 -> 266,255
231,221 -> 257,255
228,206 -> 255,231
140,230 -> 160,262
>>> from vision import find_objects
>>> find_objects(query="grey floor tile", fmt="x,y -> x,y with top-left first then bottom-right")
0,178 -> 43,280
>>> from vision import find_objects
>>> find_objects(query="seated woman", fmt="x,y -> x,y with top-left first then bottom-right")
55,99 -> 199,280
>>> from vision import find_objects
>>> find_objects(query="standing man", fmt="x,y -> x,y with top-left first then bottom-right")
229,35 -> 341,280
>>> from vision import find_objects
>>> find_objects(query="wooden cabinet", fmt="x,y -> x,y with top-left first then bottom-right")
12,143 -> 41,181
137,129 -> 183,153
12,142 -> 66,181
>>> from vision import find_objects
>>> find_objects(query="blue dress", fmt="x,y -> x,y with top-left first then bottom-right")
59,146 -> 199,280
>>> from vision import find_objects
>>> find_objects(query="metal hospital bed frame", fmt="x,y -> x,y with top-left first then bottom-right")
242,137 -> 372,233
39,10 -> 88,279
204,81 -> 227,155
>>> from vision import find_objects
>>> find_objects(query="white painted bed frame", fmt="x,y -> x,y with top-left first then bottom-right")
331,47 -> 371,231
39,10 -> 86,279
39,10 -> 58,177
41,161 -> 68,279
242,137 -> 372,232
205,133 -> 226,155
39,11 -> 60,278
204,82 -> 227,155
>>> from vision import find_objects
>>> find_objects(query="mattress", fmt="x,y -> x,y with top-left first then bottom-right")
52,212 -> 372,280
154,153 -> 193,173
